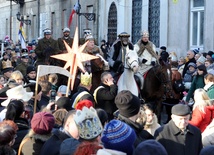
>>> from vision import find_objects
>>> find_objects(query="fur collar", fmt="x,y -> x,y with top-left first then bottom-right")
27,129 -> 52,142
144,114 -> 159,129
204,82 -> 214,91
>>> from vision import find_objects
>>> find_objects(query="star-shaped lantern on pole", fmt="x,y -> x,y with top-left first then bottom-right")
51,27 -> 98,95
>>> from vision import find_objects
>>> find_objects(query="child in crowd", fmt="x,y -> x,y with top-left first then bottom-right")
183,62 -> 197,90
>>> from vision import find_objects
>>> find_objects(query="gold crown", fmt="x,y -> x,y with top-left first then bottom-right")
81,72 -> 92,86
2,60 -> 13,69
74,106 -> 103,140
141,30 -> 149,37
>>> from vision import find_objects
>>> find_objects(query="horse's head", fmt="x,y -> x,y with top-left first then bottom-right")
125,50 -> 139,73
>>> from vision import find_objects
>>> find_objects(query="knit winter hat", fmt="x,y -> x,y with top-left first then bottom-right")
101,120 -> 136,155
26,65 -> 36,74
187,62 -> 197,69
31,112 -> 55,134
133,140 -> 168,155
197,55 -> 206,64
115,90 -> 141,118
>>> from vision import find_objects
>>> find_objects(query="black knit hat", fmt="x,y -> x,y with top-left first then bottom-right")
26,65 -> 36,74
171,104 -> 190,116
115,90 -> 141,117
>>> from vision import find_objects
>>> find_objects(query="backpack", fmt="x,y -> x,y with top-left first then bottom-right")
173,79 -> 185,93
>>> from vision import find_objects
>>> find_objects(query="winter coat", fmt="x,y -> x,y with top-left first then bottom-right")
21,129 -> 52,155
182,57 -> 196,77
186,75 -> 205,102
118,114 -> 154,147
178,64 -> 185,75
95,83 -> 118,120
154,120 -> 202,155
15,62 -> 29,76
189,105 -> 214,132
12,118 -> 29,153
59,137 -> 80,155
202,118 -> 214,146
183,70 -> 195,82
58,37 -> 73,52
40,129 -> 70,155
35,37 -> 60,66
144,114 -> 160,136
206,84 -> 214,99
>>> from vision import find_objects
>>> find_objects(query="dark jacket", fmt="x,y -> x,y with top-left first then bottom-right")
60,137 -> 80,155
95,83 -> 118,120
182,58 -> 196,77
58,37 -> 73,52
12,118 -> 29,153
154,120 -> 202,155
37,94 -> 50,111
118,114 -> 154,147
21,129 -> 52,155
40,129 -> 70,155
15,62 -> 29,76
35,37 -> 60,67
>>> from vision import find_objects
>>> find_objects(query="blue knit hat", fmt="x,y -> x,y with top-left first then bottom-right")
101,120 -> 136,155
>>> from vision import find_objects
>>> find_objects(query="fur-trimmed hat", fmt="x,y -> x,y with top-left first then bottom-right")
115,90 -> 141,118
101,120 -> 136,155
74,106 -> 103,140
133,140 -> 168,155
171,104 -> 190,116
118,32 -> 130,38
31,112 -> 55,134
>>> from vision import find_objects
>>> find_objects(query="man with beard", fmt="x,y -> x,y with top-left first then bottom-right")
108,32 -> 134,77
58,27 -> 73,53
134,30 -> 159,74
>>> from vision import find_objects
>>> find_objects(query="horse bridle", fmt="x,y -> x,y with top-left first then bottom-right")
124,56 -> 138,71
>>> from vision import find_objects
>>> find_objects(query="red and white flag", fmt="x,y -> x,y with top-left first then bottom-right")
68,2 -> 79,27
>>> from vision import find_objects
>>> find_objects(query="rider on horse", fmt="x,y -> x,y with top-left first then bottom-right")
134,30 -> 159,89
108,32 -> 134,78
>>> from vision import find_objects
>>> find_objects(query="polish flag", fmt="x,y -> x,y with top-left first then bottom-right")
68,2 -> 79,27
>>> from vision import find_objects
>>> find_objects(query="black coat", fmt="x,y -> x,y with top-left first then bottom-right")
154,120 -> 202,155
40,129 -> 70,155
95,83 -> 118,120
118,114 -> 154,147
12,118 -> 29,153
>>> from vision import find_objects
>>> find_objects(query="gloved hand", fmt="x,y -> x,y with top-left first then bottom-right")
151,61 -> 156,66
113,61 -> 123,72
142,59 -> 148,64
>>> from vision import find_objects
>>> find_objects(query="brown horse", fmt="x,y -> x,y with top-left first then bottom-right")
141,60 -> 173,122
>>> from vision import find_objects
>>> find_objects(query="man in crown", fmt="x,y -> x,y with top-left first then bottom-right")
108,32 -> 134,77
35,28 -> 60,68
134,30 -> 159,74
1,60 -> 14,82
71,72 -> 95,108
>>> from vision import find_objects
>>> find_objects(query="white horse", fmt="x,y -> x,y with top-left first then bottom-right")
117,49 -> 139,96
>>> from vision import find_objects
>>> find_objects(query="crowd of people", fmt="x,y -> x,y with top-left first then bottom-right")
0,27 -> 214,155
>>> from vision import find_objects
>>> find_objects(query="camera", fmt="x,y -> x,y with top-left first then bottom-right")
49,90 -> 56,110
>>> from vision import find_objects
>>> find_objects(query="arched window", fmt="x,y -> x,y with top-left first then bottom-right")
148,0 -> 160,47
190,0 -> 204,48
132,0 -> 142,44
107,2 -> 117,45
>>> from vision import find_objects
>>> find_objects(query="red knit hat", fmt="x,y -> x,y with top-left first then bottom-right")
31,112 -> 55,134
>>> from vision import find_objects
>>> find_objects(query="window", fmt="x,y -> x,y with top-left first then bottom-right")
190,0 -> 204,48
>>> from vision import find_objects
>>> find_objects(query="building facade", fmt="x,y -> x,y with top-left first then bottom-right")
0,0 -> 213,57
